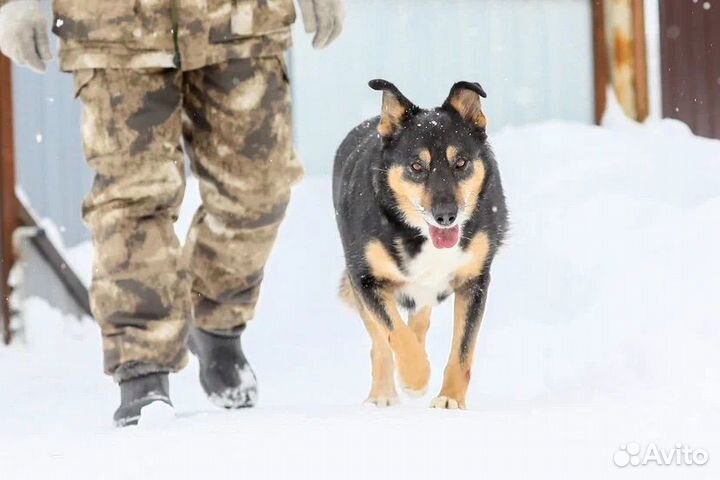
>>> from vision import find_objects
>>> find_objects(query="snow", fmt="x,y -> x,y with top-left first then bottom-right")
2,116 -> 720,479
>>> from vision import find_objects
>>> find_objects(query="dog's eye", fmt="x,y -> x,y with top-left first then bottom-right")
410,162 -> 425,173
455,159 -> 467,169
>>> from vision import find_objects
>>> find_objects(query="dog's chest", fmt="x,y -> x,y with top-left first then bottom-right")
397,243 -> 469,309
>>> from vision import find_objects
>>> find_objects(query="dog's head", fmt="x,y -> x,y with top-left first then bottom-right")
370,79 -> 490,249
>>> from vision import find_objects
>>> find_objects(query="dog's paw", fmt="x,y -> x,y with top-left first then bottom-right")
402,385 -> 427,398
396,352 -> 431,395
430,395 -> 465,410
364,395 -> 400,408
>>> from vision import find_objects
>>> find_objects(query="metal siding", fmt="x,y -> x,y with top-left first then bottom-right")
12,56 -> 92,246
290,0 -> 595,174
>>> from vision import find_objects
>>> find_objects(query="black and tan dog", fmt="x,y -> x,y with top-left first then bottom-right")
332,80 -> 508,409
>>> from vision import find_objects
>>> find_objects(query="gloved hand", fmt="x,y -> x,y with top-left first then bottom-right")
0,0 -> 52,73
297,0 -> 344,49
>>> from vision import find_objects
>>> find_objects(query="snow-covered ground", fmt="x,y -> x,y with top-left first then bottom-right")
2,110 -> 720,479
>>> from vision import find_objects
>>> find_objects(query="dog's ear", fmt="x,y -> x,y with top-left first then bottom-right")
369,79 -> 419,139
442,81 -> 488,130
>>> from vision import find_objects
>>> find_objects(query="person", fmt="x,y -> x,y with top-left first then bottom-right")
0,0 -> 344,426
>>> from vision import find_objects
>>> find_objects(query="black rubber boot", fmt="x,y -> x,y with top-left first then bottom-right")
188,326 -> 258,409
113,373 -> 172,427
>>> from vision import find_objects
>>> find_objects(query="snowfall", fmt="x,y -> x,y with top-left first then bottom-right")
2,103 -> 720,479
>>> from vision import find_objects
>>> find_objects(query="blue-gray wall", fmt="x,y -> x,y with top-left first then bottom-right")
12,0 -> 593,247
291,0 -> 594,174
13,42 -> 91,246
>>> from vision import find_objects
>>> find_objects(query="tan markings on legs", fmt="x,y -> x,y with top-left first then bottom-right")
431,289 -> 478,410
380,292 -> 431,396
408,307 -> 432,349
355,287 -> 431,397
360,240 -> 430,397
358,303 -> 398,407
454,232 -> 490,287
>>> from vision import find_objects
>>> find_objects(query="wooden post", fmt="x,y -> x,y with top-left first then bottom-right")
593,0 -> 648,123
631,0 -> 649,122
0,54 -> 18,345
592,0 -> 609,125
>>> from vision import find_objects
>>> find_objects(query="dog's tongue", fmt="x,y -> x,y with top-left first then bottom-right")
429,225 -> 460,249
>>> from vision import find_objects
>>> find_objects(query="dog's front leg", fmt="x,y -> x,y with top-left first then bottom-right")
431,273 -> 490,409
358,303 -> 398,406
408,307 -> 432,349
355,285 -> 431,397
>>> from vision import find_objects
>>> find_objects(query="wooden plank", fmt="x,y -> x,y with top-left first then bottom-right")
705,0 -> 720,137
631,0 -> 649,121
660,0 -> 720,139
592,0 -> 609,125
659,0 -> 678,122
689,0 -> 710,135
0,54 -> 18,344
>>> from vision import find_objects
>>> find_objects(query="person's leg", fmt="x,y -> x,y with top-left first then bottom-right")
182,56 -> 302,407
75,67 -> 188,424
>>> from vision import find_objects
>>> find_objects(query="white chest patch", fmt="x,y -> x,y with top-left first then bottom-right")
396,242 -> 470,309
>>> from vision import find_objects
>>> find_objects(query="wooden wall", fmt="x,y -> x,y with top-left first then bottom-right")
660,0 -> 720,139
1,55 -> 18,344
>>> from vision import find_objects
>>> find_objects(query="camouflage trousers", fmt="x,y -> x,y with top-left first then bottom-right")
75,57 -> 303,381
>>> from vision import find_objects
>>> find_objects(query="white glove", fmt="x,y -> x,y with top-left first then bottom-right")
0,0 -> 52,73
297,0 -> 344,49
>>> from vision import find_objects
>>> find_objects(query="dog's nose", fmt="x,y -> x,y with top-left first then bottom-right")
433,203 -> 458,227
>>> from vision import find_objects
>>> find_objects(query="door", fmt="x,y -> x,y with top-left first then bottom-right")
660,0 -> 720,139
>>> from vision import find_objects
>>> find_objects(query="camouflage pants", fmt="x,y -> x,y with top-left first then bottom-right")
75,57 -> 302,381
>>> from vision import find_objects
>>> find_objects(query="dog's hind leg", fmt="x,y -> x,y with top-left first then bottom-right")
358,305 -> 398,407
431,274 -> 490,410
408,307 -> 432,349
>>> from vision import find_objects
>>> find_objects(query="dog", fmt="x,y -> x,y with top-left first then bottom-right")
332,80 -> 508,409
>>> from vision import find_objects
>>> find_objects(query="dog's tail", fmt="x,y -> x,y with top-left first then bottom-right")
338,272 -> 359,310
